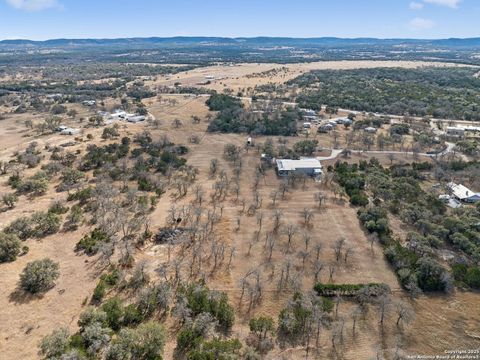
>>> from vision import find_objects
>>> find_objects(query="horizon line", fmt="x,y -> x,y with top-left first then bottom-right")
1,35 -> 480,42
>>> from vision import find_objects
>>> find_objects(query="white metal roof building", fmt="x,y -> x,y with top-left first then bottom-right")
447,182 -> 480,202
276,158 -> 323,178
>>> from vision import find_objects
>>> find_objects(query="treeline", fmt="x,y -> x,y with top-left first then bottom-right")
206,93 -> 300,135
290,67 -> 480,120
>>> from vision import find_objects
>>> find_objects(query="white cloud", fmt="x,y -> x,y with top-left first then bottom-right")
423,0 -> 461,8
409,2 -> 424,10
6,0 -> 61,11
408,17 -> 436,30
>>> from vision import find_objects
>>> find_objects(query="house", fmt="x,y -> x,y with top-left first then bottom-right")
446,127 -> 465,138
303,115 -> 317,122
60,128 -> 80,136
330,117 -> 350,125
300,109 -> 317,117
447,182 -> 480,203
276,158 -> 323,178
126,115 -> 146,123
55,125 -> 68,132
364,127 -> 377,133
82,100 -> 96,106
318,124 -> 333,133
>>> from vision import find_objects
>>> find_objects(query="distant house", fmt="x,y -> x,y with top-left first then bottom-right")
60,128 -> 80,136
110,110 -> 127,119
303,115 -> 317,122
447,182 -> 480,203
276,158 -> 323,178
126,115 -> 146,123
83,100 -> 96,106
364,127 -> 377,133
318,124 -> 333,133
55,125 -> 68,132
300,109 -> 317,117
446,127 -> 465,138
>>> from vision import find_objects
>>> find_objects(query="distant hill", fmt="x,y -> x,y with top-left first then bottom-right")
2,36 -> 480,49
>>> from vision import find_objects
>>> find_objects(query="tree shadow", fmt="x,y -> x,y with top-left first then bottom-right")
9,287 -> 45,305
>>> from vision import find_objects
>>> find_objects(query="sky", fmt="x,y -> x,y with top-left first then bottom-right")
0,0 -> 478,40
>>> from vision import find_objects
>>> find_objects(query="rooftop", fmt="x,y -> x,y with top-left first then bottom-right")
276,158 -> 322,171
447,182 -> 480,200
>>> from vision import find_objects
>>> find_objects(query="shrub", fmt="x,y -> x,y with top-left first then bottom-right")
39,328 -> 70,359
102,297 -> 124,331
76,229 -> 110,255
31,211 -> 61,237
180,283 -> 235,330
0,232 -> 21,263
187,338 -> 242,360
78,307 -> 108,330
102,126 -> 120,140
67,186 -> 93,204
416,257 -> 451,292
108,321 -> 166,360
2,193 -> 18,209
92,280 -> 107,303
20,258 -> 60,294
4,217 -> 34,240
350,192 -> 369,207
48,201 -> 69,215
58,168 -> 86,191
122,304 -> 144,326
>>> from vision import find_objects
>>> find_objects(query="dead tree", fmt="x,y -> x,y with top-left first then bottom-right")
344,247 -> 354,263
270,190 -> 279,207
394,300 -> 414,328
333,237 -> 346,262
301,208 -> 314,227
272,210 -> 283,233
283,224 -> 298,253
313,260 -> 324,283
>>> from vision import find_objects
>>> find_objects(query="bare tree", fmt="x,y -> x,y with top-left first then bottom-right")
279,181 -> 290,200
328,264 -> 336,283
283,224 -> 298,253
270,190 -> 279,207
394,300 -> 414,328
377,295 -> 392,327
333,237 -> 346,262
314,192 -> 326,209
351,305 -> 363,336
302,232 -> 311,251
344,246 -> 353,263
313,260 -> 324,283
272,210 -> 283,233
209,158 -> 219,177
301,208 -> 314,227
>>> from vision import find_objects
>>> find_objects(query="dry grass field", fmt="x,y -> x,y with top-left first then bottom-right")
1,62 -> 479,359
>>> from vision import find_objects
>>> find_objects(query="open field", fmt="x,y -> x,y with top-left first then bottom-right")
146,60 -> 475,92
1,61 -> 480,359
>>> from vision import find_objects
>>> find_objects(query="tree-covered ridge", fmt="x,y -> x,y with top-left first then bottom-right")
290,67 -> 480,120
